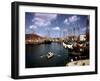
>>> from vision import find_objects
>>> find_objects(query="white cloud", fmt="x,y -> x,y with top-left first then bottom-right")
69,15 -> 80,23
34,13 -> 57,21
32,17 -> 44,23
32,17 -> 51,27
52,27 -> 60,30
26,25 -> 37,34
64,18 -> 70,25
29,25 -> 37,29
26,28 -> 35,34
32,13 -> 57,27
64,15 -> 80,25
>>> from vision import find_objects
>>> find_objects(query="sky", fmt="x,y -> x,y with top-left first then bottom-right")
25,12 -> 89,38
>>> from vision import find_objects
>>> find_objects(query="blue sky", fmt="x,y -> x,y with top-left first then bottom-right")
25,12 -> 89,38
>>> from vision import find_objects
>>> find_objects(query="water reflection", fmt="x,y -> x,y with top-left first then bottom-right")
26,43 -> 69,68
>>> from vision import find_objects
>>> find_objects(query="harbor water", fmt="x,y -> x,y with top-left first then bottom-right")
26,43 -> 69,68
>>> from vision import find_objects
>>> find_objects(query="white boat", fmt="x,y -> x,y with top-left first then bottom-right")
62,42 -> 73,49
47,52 -> 54,59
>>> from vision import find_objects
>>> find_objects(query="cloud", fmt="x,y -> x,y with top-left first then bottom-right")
64,15 -> 80,25
32,13 -> 57,27
64,18 -> 70,25
26,25 -> 37,34
26,28 -> 35,34
29,25 -> 37,29
32,17 -> 51,27
34,13 -> 57,21
52,27 -> 60,30
69,15 -> 80,23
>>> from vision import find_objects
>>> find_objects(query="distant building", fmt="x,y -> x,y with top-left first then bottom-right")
79,35 -> 86,41
67,36 -> 78,41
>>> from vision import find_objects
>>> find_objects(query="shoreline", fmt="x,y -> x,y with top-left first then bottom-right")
66,59 -> 89,66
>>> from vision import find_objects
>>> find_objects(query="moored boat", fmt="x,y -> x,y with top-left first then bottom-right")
46,52 -> 54,59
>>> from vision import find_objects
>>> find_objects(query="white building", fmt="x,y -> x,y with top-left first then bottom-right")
79,35 -> 86,41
